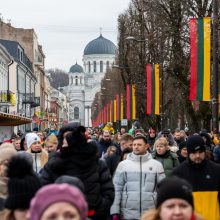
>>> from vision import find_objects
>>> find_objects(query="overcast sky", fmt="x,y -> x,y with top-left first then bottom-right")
0,0 -> 130,71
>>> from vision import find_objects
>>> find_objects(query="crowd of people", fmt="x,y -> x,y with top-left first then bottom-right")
0,121 -> 220,220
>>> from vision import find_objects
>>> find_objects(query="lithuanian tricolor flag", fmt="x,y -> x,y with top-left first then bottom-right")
126,84 -> 136,120
189,17 -> 211,101
146,64 -> 160,115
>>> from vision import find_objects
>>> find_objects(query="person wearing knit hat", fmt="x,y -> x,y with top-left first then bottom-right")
26,133 -> 48,173
30,183 -> 88,220
0,143 -> 17,211
0,154 -> 41,220
176,141 -> 187,163
55,175 -> 85,194
173,135 -> 220,220
141,176 -> 203,220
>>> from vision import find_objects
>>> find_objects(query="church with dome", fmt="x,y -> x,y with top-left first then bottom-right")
61,34 -> 116,127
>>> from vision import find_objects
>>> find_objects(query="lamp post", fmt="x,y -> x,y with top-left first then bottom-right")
125,36 -> 147,129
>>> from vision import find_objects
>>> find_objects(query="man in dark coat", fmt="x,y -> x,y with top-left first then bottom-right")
40,125 -> 114,220
97,130 -> 114,158
172,135 -> 220,220
104,133 -> 133,176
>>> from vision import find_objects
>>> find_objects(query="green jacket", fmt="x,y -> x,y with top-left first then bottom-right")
151,150 -> 179,177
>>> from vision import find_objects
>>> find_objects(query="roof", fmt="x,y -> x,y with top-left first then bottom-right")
0,39 -> 33,71
0,112 -> 32,126
69,63 -> 83,73
83,34 -> 116,55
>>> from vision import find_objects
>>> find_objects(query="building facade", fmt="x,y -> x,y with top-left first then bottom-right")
0,39 -> 39,131
61,34 -> 116,127
0,21 -> 46,119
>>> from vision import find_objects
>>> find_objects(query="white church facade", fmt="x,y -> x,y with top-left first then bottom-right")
61,34 -> 116,127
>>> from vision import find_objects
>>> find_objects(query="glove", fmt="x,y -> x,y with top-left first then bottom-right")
112,214 -> 120,220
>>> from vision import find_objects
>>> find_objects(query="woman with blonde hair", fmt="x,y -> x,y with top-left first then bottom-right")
44,134 -> 58,153
152,137 -> 179,177
141,176 -> 203,220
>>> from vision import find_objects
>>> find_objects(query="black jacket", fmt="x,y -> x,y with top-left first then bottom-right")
172,159 -> 220,219
40,141 -> 114,220
97,139 -> 115,158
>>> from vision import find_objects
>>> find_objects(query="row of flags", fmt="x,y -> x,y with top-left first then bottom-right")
93,17 -> 212,127
92,68 -> 160,127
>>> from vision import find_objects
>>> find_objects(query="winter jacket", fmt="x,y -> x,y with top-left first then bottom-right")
176,150 -> 186,163
146,136 -> 156,152
111,152 -> 165,220
40,141 -> 114,220
213,145 -> 220,163
27,149 -> 48,173
172,159 -> 220,220
97,139 -> 115,158
151,150 -> 179,177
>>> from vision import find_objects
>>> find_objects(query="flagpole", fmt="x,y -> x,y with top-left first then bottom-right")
212,0 -> 219,135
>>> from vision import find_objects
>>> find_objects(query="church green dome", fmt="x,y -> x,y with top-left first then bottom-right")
69,63 -> 83,73
84,34 -> 116,55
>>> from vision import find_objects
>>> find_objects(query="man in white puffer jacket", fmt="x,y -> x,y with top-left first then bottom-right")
111,135 -> 165,220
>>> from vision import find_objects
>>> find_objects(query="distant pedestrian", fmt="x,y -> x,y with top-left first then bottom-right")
26,133 -> 48,173
152,137 -> 179,177
146,127 -> 157,152
12,137 -> 21,152
97,130 -> 115,157
44,134 -> 58,154
176,141 -> 187,163
104,134 -> 133,176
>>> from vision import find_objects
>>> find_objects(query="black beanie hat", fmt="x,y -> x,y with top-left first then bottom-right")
5,154 -> 41,210
186,135 -> 206,154
178,141 -> 187,151
156,176 -> 194,208
55,175 -> 85,194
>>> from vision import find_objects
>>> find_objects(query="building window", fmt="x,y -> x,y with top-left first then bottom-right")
20,51 -> 23,62
100,61 -> 103,72
106,61 -> 110,70
74,107 -> 79,119
88,61 -> 91,73
93,61 -> 96,73
80,76 -> 82,84
71,76 -> 73,84
75,76 -> 78,85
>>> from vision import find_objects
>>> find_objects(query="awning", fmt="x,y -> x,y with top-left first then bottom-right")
0,112 -> 32,126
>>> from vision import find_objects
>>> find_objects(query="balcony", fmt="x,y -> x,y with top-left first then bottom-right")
31,97 -> 40,107
21,93 -> 40,108
0,90 -> 16,106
